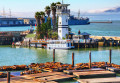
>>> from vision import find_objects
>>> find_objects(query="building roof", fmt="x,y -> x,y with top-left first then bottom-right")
80,32 -> 91,36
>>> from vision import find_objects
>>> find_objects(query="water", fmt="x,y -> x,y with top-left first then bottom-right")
70,20 -> 120,36
0,46 -> 120,66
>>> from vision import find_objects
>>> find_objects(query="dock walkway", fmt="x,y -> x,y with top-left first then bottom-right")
0,72 -> 74,83
78,77 -> 120,83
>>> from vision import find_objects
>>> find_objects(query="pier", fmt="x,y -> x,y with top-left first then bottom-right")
0,31 -> 29,45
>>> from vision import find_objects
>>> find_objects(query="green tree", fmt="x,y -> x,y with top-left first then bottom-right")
40,11 -> 45,24
51,2 -> 56,30
35,12 -> 41,27
52,32 -> 58,39
45,6 -> 51,17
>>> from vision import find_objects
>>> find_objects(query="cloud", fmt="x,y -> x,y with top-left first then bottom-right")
12,12 -> 35,18
87,7 -> 118,13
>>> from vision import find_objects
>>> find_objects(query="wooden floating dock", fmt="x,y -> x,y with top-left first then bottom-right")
0,72 -> 74,83
64,68 -> 105,75
78,77 -> 120,83
73,70 -> 116,78
107,67 -> 120,73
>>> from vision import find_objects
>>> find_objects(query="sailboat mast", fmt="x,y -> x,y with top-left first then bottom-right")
78,9 -> 80,19
3,8 -> 6,18
9,9 -> 12,18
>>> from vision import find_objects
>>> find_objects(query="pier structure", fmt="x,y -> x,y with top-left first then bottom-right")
56,3 -> 70,40
0,31 -> 29,45
0,18 -> 36,27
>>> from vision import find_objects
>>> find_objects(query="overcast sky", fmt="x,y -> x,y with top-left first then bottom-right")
0,0 -> 120,17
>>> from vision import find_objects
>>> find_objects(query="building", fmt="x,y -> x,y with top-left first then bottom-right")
56,3 -> 70,40
0,18 -> 36,27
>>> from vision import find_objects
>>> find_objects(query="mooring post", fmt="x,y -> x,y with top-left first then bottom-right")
7,72 -> 10,83
29,39 -> 30,48
72,52 -> 74,67
78,41 -> 79,49
89,51 -> 91,69
109,49 -> 112,64
53,49 -> 55,63
35,43 -> 37,48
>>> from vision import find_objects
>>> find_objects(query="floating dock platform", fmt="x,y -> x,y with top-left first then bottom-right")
78,77 -> 120,83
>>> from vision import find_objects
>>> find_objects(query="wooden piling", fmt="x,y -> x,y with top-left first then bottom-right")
109,49 -> 112,64
35,43 -> 37,48
89,51 -> 91,69
53,49 -> 55,63
7,72 -> 10,83
78,41 -> 79,48
29,39 -> 30,48
72,52 -> 74,67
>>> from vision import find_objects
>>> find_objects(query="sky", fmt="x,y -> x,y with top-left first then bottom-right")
0,0 -> 120,17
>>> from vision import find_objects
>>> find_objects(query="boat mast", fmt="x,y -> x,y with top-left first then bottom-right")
3,8 -> 6,18
9,9 -> 12,18
78,9 -> 80,19
62,0 -> 64,4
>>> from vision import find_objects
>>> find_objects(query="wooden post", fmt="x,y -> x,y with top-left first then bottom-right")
78,41 -> 79,48
53,49 -> 55,62
89,51 -> 91,69
109,49 -> 112,64
29,39 -> 30,48
35,43 -> 37,48
7,72 -> 10,83
72,52 -> 74,67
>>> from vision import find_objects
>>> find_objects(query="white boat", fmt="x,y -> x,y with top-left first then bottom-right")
47,40 -> 74,49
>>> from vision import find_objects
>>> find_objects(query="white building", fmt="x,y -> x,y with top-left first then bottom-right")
56,3 -> 70,40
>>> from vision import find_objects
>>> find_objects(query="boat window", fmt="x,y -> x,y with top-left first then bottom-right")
60,22 -> 61,24
66,19 -> 67,22
68,43 -> 69,47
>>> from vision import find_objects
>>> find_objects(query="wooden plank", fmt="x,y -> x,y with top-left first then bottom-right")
73,71 -> 116,78
21,72 -> 64,79
36,74 -> 74,82
107,67 -> 120,73
0,77 -> 39,83
78,77 -> 120,83
64,68 -> 105,75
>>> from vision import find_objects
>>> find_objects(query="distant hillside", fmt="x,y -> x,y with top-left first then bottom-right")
104,7 -> 120,13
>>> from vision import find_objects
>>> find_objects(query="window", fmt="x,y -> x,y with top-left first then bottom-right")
60,22 -> 61,24
66,19 -> 67,22
59,30 -> 61,32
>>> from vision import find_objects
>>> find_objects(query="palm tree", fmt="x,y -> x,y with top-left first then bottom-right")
45,6 -> 51,17
35,12 -> 41,27
56,2 -> 61,4
51,2 -> 56,30
40,11 -> 45,24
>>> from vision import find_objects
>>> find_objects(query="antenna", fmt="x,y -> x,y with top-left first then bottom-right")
62,0 -> 63,4
9,9 -> 12,18
3,8 -> 5,17
78,9 -> 80,19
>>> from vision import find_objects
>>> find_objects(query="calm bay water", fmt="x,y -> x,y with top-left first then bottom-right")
0,46 -> 120,66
